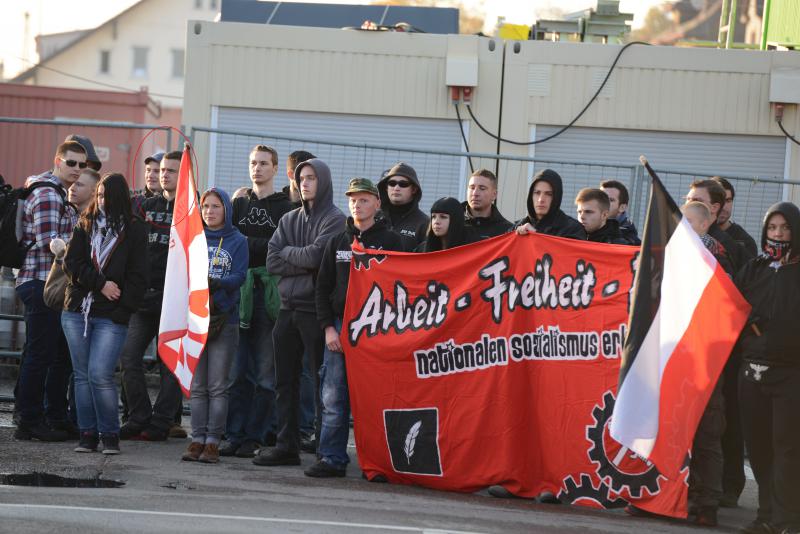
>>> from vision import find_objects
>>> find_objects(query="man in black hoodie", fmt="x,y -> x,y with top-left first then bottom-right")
256,158 -> 346,467
118,151 -> 184,441
307,178 -> 403,478
515,169 -> 586,240
735,202 -> 800,534
377,162 -> 429,250
220,145 -> 294,458
575,188 -> 628,245
463,169 -> 512,240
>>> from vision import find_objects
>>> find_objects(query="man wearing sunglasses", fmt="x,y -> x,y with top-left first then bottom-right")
377,162 -> 429,251
14,141 -> 85,442
63,134 -> 102,172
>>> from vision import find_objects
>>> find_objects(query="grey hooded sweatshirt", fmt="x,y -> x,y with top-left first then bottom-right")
267,159 -> 346,313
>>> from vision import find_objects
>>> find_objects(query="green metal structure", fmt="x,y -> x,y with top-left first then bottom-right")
760,0 -> 800,50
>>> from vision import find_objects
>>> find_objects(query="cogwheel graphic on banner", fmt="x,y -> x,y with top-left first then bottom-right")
558,390 -> 690,508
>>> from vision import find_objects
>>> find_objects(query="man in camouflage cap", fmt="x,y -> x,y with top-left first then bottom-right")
307,178 -> 403,478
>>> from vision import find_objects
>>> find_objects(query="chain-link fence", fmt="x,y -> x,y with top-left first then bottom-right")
1,116 -> 798,358
192,125 -> 795,240
192,125 -> 641,221
650,167 -> 787,244
0,117 -> 176,191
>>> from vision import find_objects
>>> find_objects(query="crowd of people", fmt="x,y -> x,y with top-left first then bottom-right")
7,133 -> 798,534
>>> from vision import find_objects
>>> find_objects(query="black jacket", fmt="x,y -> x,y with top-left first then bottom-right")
63,217 -> 149,325
735,202 -> 800,367
587,218 -> 628,245
709,222 -> 749,274
462,201 -> 512,240
377,167 -> 429,250
617,214 -> 641,246
725,221 -> 758,258
315,218 -> 403,329
515,169 -> 586,240
418,197 -> 478,252
232,189 -> 294,268
140,194 -> 173,292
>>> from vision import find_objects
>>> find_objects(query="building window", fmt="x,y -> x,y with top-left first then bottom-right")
99,50 -> 110,74
132,46 -> 148,78
195,0 -> 203,8
171,49 -> 185,78
210,0 -> 218,8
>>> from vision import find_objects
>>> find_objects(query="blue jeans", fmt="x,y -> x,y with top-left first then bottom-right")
61,311 -> 127,434
15,280 -> 72,426
226,291 -> 276,444
317,318 -> 350,468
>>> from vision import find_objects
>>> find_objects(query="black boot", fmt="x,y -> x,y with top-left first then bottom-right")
14,421 -> 68,442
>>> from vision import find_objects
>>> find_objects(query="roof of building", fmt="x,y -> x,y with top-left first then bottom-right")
219,0 -> 459,34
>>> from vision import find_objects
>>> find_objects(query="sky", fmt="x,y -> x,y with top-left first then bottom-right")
0,0 -> 670,80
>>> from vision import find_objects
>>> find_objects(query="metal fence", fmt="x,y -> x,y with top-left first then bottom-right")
191,124 -> 795,240
1,116 -> 799,357
0,116 -> 176,190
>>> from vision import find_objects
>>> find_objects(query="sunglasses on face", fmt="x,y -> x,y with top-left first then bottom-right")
60,157 -> 88,169
387,180 -> 411,188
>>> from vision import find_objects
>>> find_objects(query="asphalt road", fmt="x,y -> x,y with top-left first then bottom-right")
0,423 -> 760,534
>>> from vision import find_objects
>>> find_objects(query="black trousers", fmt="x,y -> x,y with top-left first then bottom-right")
118,310 -> 183,432
689,378 -> 725,508
272,309 -> 323,454
740,362 -> 800,529
721,350 -> 745,500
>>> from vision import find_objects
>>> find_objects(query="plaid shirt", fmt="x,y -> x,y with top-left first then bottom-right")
16,172 -> 78,287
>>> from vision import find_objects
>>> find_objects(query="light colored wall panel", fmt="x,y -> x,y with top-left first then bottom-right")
183,22 -> 800,211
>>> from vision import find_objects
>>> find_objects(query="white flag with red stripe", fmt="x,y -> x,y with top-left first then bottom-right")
609,157 -> 750,480
158,145 -> 209,397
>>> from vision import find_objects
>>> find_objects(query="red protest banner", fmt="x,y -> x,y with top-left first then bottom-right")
343,232 -> 689,518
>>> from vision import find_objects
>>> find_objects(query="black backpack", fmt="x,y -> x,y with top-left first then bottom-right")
0,174 -> 68,269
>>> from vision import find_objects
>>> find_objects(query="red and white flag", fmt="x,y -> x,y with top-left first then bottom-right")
609,158 -> 750,480
158,145 -> 209,397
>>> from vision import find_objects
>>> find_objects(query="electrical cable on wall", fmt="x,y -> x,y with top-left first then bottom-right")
464,41 -> 651,146
778,120 -> 800,147
454,103 -> 475,173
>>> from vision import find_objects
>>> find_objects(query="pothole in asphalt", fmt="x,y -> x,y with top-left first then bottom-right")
0,472 -> 125,488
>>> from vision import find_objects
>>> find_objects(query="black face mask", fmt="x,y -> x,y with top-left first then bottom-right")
764,238 -> 791,261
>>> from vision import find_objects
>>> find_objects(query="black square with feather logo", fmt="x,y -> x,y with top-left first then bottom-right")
383,408 -> 442,476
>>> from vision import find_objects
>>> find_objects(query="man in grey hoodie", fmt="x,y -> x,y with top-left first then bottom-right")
255,158 -> 346,466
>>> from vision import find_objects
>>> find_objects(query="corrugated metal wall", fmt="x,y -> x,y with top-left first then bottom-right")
196,22 -> 455,120
509,41 -> 792,137
533,125 -> 786,240
212,107 -> 466,214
